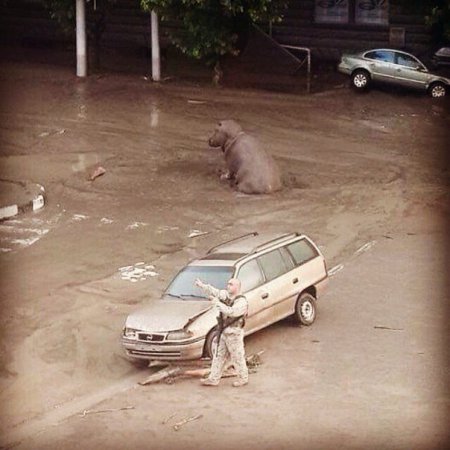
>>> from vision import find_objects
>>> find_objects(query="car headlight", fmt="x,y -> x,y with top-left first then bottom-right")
166,329 -> 193,341
123,327 -> 139,339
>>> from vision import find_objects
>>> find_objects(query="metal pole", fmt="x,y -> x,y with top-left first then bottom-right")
151,11 -> 161,81
76,0 -> 87,77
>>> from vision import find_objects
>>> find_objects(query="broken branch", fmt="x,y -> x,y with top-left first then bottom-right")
139,367 -> 182,385
173,414 -> 203,431
80,406 -> 134,417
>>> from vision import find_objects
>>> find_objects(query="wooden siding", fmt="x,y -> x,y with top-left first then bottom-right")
272,0 -> 432,61
0,0 -> 432,61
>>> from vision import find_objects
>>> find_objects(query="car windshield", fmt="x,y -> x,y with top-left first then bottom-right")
165,266 -> 234,299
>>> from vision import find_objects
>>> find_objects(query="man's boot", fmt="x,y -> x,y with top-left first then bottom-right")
232,379 -> 248,387
201,378 -> 219,386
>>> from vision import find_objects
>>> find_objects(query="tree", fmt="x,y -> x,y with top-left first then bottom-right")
397,0 -> 450,44
139,0 -> 288,68
426,0 -> 450,44
43,0 -> 116,69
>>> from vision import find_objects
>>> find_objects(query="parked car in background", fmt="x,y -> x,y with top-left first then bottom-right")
122,232 -> 328,362
338,48 -> 450,98
431,47 -> 450,69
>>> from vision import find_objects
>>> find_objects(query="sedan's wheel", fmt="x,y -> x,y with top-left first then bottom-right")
294,293 -> 317,326
429,82 -> 447,98
203,328 -> 219,359
351,70 -> 370,90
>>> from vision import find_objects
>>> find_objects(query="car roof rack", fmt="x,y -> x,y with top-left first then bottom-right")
206,232 -> 259,254
250,232 -> 299,254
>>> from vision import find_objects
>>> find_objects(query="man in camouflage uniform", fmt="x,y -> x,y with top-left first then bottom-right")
195,277 -> 249,387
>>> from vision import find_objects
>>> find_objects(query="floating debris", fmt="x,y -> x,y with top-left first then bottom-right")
79,406 -> 134,418
328,264 -> 344,277
89,166 -> 106,181
100,218 -> 114,224
72,214 -> 88,222
173,414 -> 203,431
38,129 -> 66,138
157,225 -> 179,233
126,222 -> 148,230
355,240 -> 377,255
119,262 -> 159,281
188,230 -> 209,238
374,326 -> 404,331
162,412 -> 177,425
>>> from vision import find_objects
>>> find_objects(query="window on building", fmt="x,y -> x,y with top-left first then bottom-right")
315,0 -> 389,26
315,0 -> 349,24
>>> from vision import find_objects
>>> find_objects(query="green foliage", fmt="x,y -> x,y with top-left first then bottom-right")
397,0 -> 450,44
43,0 -> 75,33
43,0 -> 116,35
140,0 -> 288,64
425,0 -> 450,43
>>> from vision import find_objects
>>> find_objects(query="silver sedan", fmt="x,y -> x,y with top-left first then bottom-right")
338,48 -> 449,98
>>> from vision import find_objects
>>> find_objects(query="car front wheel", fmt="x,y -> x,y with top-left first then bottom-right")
294,292 -> 317,326
203,327 -> 219,359
351,70 -> 371,91
428,82 -> 447,98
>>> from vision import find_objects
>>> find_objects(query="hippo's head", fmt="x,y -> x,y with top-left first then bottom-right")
208,120 -> 243,149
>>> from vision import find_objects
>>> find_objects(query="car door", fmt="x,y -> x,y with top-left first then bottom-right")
235,258 -> 267,335
252,248 -> 292,330
364,50 -> 397,83
393,51 -> 429,90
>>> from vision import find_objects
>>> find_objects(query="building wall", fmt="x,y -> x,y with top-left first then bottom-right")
272,0 -> 431,61
0,0 -> 431,61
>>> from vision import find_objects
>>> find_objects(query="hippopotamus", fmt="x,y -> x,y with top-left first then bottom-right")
208,120 -> 282,194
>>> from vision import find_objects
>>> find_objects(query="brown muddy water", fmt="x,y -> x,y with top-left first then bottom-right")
0,45 -> 449,449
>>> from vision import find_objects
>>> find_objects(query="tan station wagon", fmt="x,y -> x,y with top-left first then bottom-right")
122,232 -> 328,362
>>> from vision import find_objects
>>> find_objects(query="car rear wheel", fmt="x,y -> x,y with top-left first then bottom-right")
294,292 -> 317,326
428,82 -> 447,98
351,70 -> 371,91
203,327 -> 219,359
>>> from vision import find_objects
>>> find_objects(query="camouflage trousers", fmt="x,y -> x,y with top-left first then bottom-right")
209,327 -> 248,383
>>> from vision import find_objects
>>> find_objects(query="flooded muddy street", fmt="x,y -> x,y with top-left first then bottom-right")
0,57 -> 449,449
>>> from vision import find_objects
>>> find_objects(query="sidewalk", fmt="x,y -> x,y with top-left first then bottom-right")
0,180 -> 45,220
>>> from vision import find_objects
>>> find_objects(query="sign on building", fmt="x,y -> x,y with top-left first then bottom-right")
355,0 -> 389,25
315,0 -> 349,24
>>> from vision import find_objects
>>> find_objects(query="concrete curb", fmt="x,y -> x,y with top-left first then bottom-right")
0,180 -> 46,221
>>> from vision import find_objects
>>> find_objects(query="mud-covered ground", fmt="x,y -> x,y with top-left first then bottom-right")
0,48 -> 449,449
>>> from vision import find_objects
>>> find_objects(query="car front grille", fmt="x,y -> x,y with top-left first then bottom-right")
137,333 -> 165,342
128,349 -> 182,358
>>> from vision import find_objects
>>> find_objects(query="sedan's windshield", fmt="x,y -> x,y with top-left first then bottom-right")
165,266 -> 234,299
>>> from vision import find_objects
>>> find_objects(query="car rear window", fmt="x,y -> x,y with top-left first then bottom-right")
237,259 -> 264,292
366,50 -> 395,63
257,249 -> 288,282
286,240 -> 318,266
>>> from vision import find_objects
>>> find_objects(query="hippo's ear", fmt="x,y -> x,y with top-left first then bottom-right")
218,121 -> 223,127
